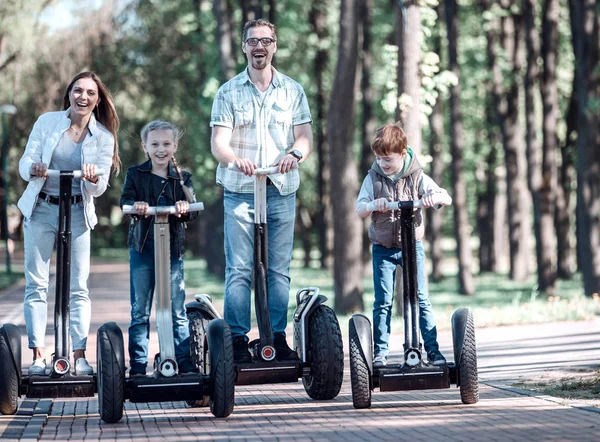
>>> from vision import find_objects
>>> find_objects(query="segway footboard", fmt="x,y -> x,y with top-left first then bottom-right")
127,375 -> 211,403
235,362 -> 301,385
376,365 -> 450,391
25,375 -> 96,398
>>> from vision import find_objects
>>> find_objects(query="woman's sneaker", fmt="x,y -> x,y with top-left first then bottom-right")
28,359 -> 47,375
75,358 -> 93,375
373,353 -> 387,368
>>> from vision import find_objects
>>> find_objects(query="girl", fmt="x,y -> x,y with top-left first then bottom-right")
120,120 -> 197,376
19,71 -> 120,376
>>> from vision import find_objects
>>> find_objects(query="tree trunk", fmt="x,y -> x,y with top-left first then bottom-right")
538,0 -> 560,294
445,0 -> 475,295
213,0 -> 236,80
239,0 -> 263,22
309,0 -> 333,270
328,0 -> 364,313
395,0 -> 421,154
574,0 -> 600,296
359,0 -> 376,268
482,0 -> 532,282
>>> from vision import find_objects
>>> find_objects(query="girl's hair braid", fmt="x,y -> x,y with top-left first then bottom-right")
171,155 -> 195,203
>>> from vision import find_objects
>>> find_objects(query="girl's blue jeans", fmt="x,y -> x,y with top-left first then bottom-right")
372,242 -> 440,357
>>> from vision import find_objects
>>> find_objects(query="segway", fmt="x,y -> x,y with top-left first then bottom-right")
225,164 -> 344,400
348,195 -> 479,408
96,202 -> 235,423
0,169 -> 101,415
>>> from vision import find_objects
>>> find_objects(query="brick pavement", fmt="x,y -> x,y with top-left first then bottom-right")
0,258 -> 599,441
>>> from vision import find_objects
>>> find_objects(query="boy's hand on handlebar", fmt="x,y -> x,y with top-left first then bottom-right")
81,164 -> 99,183
372,198 -> 389,213
174,200 -> 189,217
30,162 -> 48,178
421,193 -> 436,208
234,158 -> 257,176
133,201 -> 150,217
272,154 -> 298,174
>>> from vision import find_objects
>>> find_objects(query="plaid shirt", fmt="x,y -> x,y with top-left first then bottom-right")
210,67 -> 312,195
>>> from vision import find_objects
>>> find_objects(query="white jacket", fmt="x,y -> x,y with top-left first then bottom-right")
18,108 -> 114,229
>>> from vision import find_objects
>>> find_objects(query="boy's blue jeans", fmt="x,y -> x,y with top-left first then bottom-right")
128,247 -> 192,372
223,187 -> 296,337
372,242 -> 440,358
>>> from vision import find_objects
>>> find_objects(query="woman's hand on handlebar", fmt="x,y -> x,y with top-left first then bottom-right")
233,158 -> 257,176
174,200 -> 189,217
372,198 -> 389,213
272,154 -> 298,174
133,201 -> 150,217
81,163 -> 99,183
30,162 -> 48,178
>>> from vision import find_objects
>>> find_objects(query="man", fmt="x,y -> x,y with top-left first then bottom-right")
210,19 -> 313,363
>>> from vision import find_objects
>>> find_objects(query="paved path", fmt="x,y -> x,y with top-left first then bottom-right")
0,259 -> 598,441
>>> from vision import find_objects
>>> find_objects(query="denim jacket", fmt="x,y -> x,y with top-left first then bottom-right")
18,109 -> 114,228
120,160 -> 197,258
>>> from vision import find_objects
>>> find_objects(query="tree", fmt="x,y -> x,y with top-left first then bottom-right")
445,0 -> 475,295
574,0 -> 600,296
213,0 -> 237,80
328,0 -> 364,313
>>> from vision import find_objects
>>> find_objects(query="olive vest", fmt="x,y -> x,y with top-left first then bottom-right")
368,158 -> 424,248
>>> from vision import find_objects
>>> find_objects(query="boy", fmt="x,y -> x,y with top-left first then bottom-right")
356,122 -> 450,368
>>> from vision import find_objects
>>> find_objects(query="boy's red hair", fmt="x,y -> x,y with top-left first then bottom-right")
371,123 -> 407,156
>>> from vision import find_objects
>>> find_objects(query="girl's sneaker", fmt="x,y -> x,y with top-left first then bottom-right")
28,358 -> 47,375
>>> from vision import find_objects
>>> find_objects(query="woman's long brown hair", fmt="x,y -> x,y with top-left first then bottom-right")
62,71 -> 121,174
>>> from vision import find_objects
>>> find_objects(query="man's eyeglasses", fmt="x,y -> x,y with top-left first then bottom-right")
245,37 -> 276,47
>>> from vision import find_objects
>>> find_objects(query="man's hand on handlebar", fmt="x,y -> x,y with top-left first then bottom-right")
233,158 -> 257,177
272,154 -> 298,174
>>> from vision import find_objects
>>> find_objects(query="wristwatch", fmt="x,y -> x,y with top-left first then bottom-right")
289,149 -> 303,161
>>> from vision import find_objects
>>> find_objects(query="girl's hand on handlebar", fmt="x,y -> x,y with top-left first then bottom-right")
81,164 -> 99,183
30,162 -> 48,178
174,200 -> 189,217
372,198 -> 389,213
133,201 -> 150,217
272,154 -> 298,174
234,158 -> 257,176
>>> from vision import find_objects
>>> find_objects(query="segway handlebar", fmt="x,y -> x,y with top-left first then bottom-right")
226,163 -> 285,176
365,193 -> 452,212
122,202 -> 205,216
45,169 -> 108,179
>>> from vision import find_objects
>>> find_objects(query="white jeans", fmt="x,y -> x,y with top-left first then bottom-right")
23,199 -> 91,351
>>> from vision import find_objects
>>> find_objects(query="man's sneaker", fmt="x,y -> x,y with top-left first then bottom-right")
178,360 -> 198,375
233,335 -> 252,363
427,350 -> 447,366
28,358 -> 47,375
75,358 -> 93,375
373,354 -> 387,368
273,333 -> 299,361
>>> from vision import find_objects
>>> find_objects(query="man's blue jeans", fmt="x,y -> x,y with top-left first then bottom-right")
128,247 -> 191,372
372,242 -> 439,357
223,187 -> 296,337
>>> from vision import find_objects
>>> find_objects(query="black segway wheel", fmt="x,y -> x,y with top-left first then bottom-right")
187,309 -> 212,407
0,326 -> 20,415
302,305 -> 344,400
207,319 -> 235,418
349,318 -> 371,409
97,323 -> 125,423
455,310 -> 479,404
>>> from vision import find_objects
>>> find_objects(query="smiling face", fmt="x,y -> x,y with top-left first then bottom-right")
143,129 -> 178,171
375,152 -> 406,176
243,25 -> 277,71
68,78 -> 100,120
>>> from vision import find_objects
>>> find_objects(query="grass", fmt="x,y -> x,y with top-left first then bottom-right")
512,369 -> 600,402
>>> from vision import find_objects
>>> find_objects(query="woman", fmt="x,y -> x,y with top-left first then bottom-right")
18,71 -> 120,375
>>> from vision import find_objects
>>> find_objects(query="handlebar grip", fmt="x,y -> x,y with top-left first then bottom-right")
45,169 -> 108,179
226,162 -> 280,175
366,193 -> 452,212
123,202 -> 205,216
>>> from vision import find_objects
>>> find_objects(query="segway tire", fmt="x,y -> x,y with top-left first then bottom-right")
97,323 -> 125,423
207,319 -> 234,418
187,309 -> 211,407
458,311 -> 479,404
302,305 -> 344,400
0,328 -> 19,415
349,318 -> 371,409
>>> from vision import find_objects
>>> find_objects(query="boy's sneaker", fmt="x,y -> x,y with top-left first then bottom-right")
233,335 -> 252,363
28,359 -> 47,375
75,358 -> 93,375
273,333 -> 299,361
427,350 -> 447,366
373,354 -> 387,368
178,361 -> 198,375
